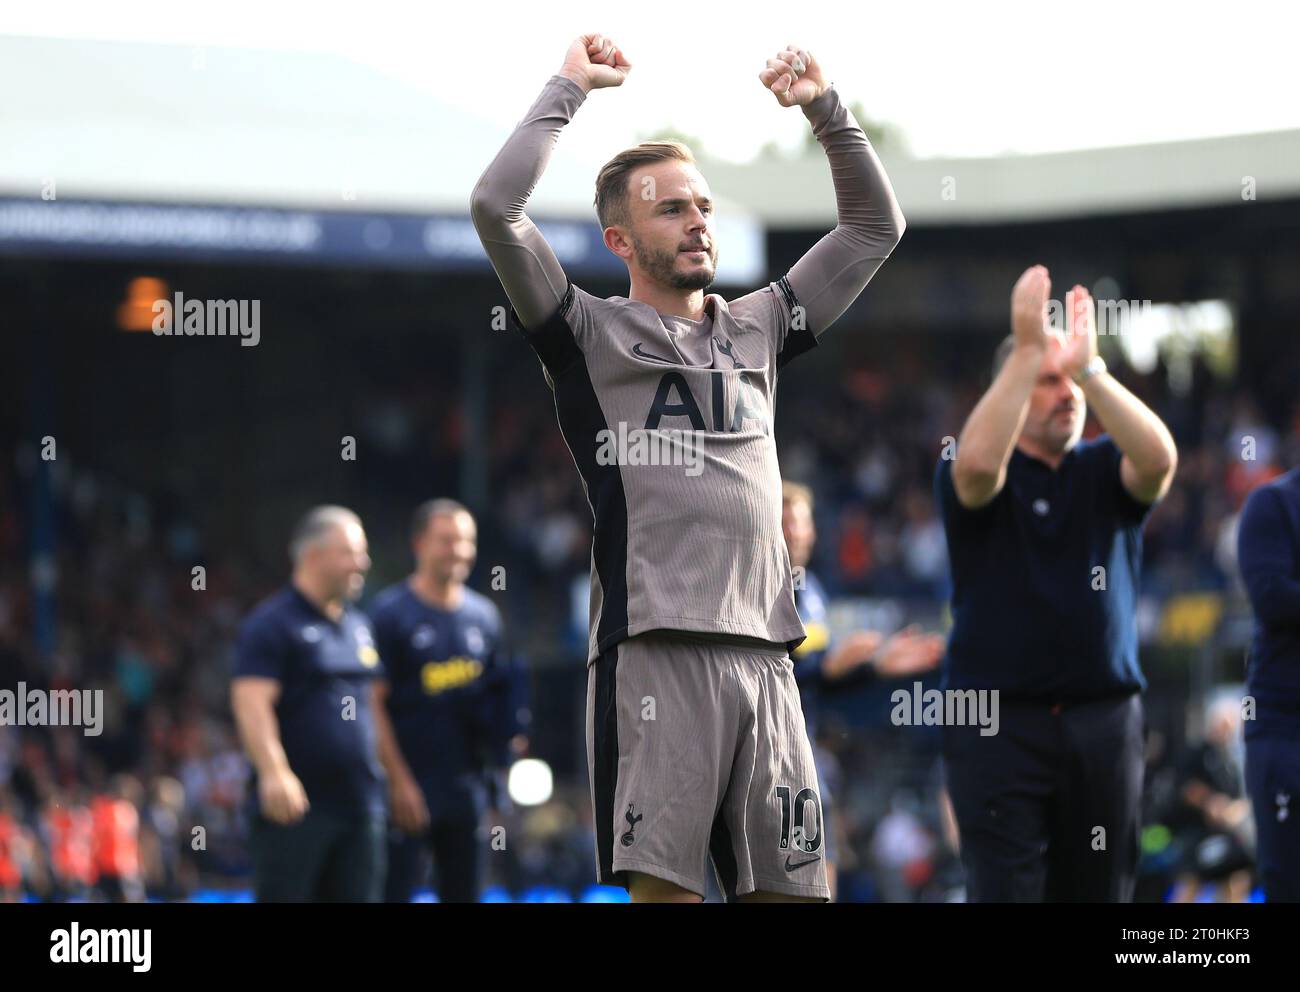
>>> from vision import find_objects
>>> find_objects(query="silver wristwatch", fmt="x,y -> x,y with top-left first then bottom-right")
1073,355 -> 1107,385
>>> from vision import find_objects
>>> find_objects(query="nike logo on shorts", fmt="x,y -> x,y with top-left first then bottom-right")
784,854 -> 820,872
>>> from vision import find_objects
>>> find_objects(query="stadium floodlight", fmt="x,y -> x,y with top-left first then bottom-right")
1122,298 -> 1235,387
117,276 -> 169,332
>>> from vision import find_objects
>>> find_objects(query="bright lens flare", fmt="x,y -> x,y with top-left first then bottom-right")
507,758 -> 554,806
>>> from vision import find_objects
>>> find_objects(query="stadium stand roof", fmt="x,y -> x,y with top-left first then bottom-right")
0,35 -> 766,281
702,128 -> 1300,227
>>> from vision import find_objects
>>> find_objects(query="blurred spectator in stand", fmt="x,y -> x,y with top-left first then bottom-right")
1168,694 -> 1254,902
91,774 -> 145,902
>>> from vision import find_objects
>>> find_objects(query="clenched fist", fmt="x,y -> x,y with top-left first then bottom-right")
389,771 -> 431,835
559,34 -> 631,93
259,766 -> 309,825
758,45 -> 827,107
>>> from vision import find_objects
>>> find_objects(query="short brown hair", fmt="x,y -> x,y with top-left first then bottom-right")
782,480 -> 814,511
594,141 -> 696,232
411,498 -> 473,541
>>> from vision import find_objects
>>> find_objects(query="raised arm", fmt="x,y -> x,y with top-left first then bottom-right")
952,265 -> 1052,508
757,46 -> 906,336
470,35 -> 630,330
1061,286 -> 1177,504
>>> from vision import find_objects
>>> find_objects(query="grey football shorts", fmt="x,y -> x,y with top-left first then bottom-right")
586,631 -> 829,901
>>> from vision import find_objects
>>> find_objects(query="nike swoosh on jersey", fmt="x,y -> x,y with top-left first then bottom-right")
631,342 -> 678,365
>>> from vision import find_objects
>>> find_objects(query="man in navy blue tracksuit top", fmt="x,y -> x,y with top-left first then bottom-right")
231,505 -> 387,902
1236,468 -> 1300,901
936,266 -> 1177,901
370,499 -> 527,902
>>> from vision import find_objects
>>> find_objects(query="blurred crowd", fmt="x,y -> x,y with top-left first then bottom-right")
1,340 -> 1294,901
477,348 -> 1297,623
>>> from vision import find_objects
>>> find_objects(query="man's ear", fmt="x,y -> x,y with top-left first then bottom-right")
603,226 -> 632,261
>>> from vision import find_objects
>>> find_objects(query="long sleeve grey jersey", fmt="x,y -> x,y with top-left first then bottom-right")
471,74 -> 905,664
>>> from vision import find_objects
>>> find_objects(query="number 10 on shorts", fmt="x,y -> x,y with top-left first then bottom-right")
776,786 -> 823,854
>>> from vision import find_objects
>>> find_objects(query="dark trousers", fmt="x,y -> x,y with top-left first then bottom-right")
251,807 -> 386,903
942,693 -> 1144,902
384,799 -> 483,903
1245,734 -> 1300,902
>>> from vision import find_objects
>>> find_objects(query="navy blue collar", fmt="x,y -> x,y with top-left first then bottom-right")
289,583 -> 344,627
1012,442 -> 1080,474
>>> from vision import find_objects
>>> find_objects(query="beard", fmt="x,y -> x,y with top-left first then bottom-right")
632,237 -> 716,291
1041,405 -> 1084,452
432,561 -> 472,585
